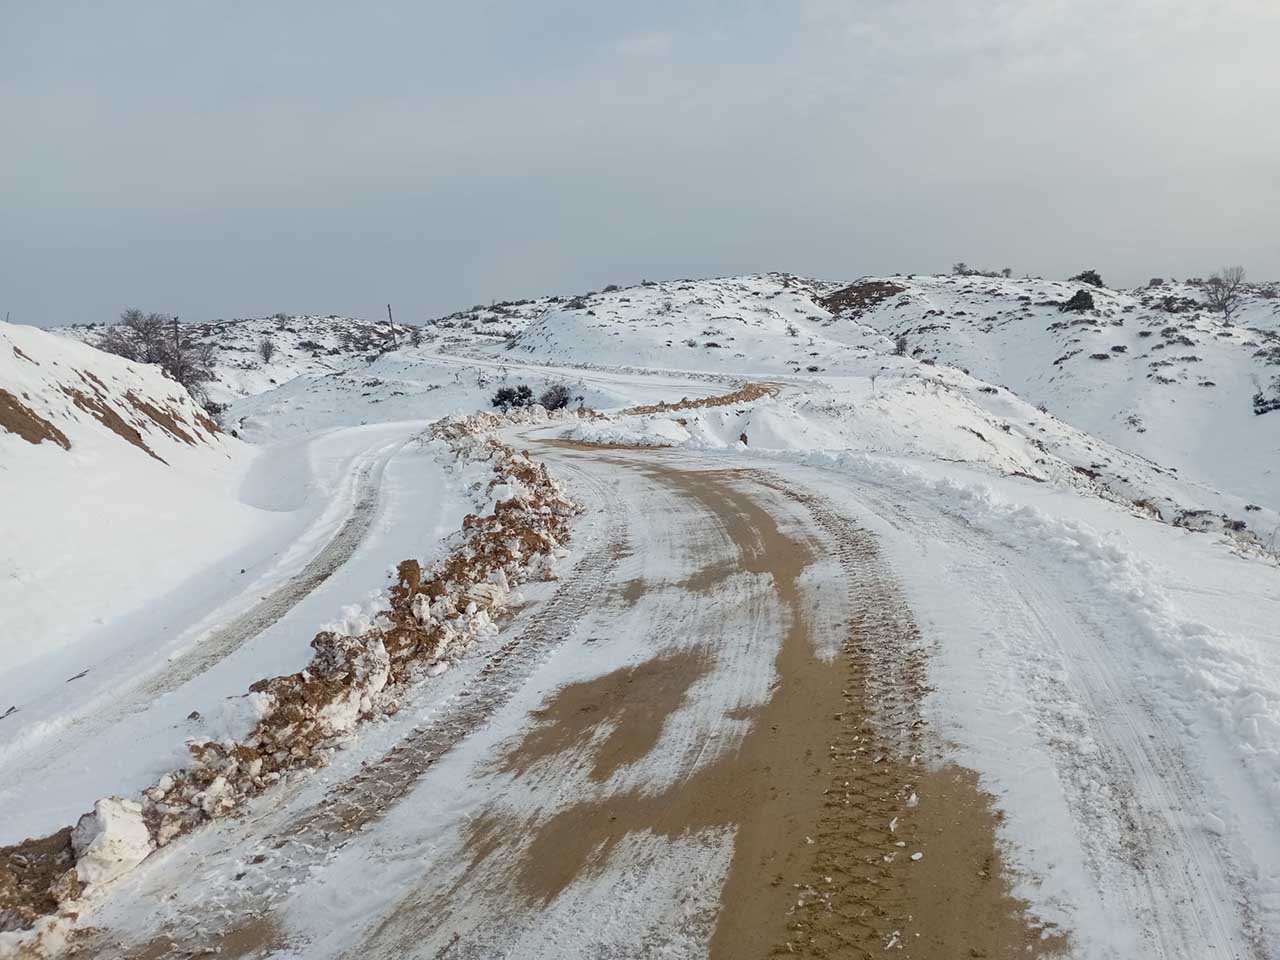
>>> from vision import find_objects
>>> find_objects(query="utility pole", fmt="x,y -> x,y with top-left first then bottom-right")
386,303 -> 398,348
173,316 -> 180,356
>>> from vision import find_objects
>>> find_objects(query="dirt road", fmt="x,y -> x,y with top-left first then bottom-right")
77,442 -> 1058,959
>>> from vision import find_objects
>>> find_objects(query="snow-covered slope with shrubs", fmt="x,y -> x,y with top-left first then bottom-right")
417,272 -> 1279,515
821,274 -> 1280,509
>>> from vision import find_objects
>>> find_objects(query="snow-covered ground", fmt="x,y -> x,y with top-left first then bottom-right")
4,269 -> 1279,958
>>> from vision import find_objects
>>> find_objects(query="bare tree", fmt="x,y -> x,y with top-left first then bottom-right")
258,337 -> 276,362
893,332 -> 909,356
96,308 -> 216,400
98,309 -> 169,365
1204,266 -> 1246,321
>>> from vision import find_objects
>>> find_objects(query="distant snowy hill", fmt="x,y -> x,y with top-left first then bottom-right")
820,274 -> 1280,509
421,272 -> 1280,511
46,269 -> 1280,528
59,314 -> 405,408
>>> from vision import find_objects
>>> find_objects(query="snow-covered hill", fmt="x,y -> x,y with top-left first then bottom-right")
414,272 -> 1279,513
59,314 -> 406,408
2,320 -> 224,464
820,274 -> 1280,509
0,321 -> 257,674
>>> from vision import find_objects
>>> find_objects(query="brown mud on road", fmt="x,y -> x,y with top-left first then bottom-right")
69,443 -> 1064,960
366,450 -> 1064,959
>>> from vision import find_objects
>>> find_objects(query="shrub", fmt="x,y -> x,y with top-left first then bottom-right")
1059,290 -> 1095,313
1069,269 -> 1105,288
491,384 -> 534,411
258,337 -> 276,362
952,262 -> 1006,278
893,332 -> 908,356
539,384 -> 572,411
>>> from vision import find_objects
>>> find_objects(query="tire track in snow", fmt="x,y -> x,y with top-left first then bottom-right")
0,439 -> 401,790
774,459 -> 1265,959
73,460 -> 633,959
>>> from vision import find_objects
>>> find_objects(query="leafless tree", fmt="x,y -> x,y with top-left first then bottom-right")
893,332 -> 908,356
98,309 -> 169,364
1204,266 -> 1246,321
97,308 -> 215,400
258,337 -> 276,362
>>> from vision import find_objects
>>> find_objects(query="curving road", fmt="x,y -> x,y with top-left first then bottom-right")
71,438 -> 1264,960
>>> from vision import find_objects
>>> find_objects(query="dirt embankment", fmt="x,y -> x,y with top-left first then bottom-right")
621,382 -> 778,416
0,389 -> 70,450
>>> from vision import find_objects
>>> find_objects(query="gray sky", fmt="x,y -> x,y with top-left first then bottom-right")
4,1 -> 1278,327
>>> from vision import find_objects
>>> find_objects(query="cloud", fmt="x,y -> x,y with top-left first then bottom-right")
1,1 -> 1276,326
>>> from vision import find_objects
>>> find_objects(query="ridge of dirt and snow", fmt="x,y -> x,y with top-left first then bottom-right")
0,406 -> 582,954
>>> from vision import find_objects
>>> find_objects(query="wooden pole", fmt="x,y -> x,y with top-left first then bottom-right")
173,316 -> 180,356
386,304 -> 397,347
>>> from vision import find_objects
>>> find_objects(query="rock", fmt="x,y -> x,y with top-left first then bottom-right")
465,582 -> 506,609
71,797 -> 152,888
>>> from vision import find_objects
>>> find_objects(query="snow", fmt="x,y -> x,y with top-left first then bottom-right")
5,269 -> 1280,956
70,798 -> 151,889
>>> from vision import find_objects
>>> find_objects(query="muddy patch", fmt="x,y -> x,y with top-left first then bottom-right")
498,649 -> 711,785
0,828 -> 78,933
84,916 -> 286,960
424,459 -> 1061,958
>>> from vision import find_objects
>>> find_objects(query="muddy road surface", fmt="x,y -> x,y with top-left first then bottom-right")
76,442 -> 1057,960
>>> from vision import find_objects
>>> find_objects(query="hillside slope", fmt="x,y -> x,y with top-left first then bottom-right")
823,274 -> 1280,509
417,272 -> 1279,514
0,320 -> 268,684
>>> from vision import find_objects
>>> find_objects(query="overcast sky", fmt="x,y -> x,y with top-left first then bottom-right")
3,1 -> 1278,327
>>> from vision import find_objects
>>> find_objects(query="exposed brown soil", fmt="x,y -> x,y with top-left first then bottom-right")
59,387 -> 164,462
497,649 -> 711,784
0,388 -> 70,450
423,458 -> 1061,958
123,392 -> 198,446
91,916 -> 284,960
622,382 -> 778,416
819,280 -> 908,319
0,829 -> 79,933
12,346 -> 37,364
